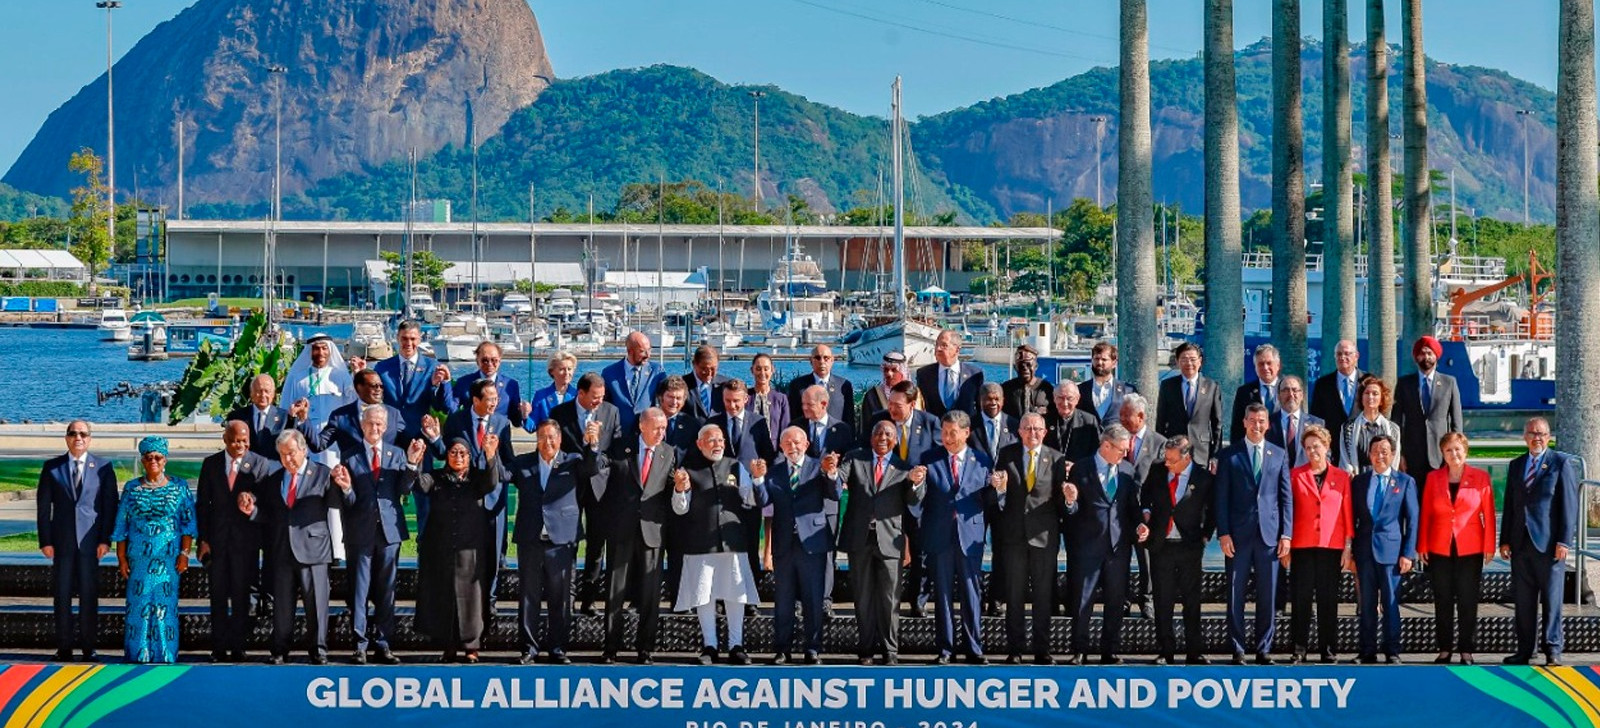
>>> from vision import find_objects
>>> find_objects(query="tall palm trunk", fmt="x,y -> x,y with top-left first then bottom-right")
1321,0 -> 1357,358
1556,0 -> 1599,474
1271,0 -> 1308,377
1366,0 -> 1397,383
1205,0 -> 1244,412
1117,0 -> 1158,399
1401,0 -> 1431,364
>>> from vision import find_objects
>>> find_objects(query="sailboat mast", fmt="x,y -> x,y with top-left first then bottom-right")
892,76 -> 905,316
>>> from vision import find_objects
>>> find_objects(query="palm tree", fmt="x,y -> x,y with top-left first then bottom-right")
1272,0 -> 1308,378
1555,0 -> 1598,470
1321,0 -> 1356,356
1401,0 -> 1431,365
1205,0 -> 1243,413
1117,0 -> 1158,399
1366,0 -> 1397,383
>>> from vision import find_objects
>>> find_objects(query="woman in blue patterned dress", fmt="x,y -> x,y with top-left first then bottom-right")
112,436 -> 197,663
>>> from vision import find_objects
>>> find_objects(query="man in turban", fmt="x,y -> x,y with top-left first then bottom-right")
1391,336 -> 1462,493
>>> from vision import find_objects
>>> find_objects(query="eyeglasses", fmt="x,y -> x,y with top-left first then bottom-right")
66,431 -> 89,438
1527,431 -> 1552,438
141,453 -> 165,461
812,355 -> 834,361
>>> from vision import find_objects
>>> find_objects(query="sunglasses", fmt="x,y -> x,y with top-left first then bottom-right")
66,431 -> 89,438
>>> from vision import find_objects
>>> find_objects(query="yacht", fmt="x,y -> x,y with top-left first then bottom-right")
500,292 -> 533,314
755,241 -> 839,334
345,318 -> 394,361
700,318 -> 743,349
436,312 -> 490,362
96,308 -> 131,342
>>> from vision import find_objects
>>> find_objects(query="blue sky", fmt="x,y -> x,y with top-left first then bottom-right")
0,0 -> 1560,177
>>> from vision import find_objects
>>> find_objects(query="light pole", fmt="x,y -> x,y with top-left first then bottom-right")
749,90 -> 766,210
96,1 -> 121,286
1090,115 -> 1108,208
267,64 -> 286,313
1516,109 -> 1532,225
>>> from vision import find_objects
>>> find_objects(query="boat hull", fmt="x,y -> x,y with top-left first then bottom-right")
844,319 -> 940,368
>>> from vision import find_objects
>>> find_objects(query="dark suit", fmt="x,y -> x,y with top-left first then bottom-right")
1078,378 -> 1136,428
35,452 -> 118,654
919,447 -> 996,658
371,354 -> 451,442
1214,439 -> 1294,656
1000,376 -> 1054,423
857,382 -> 894,438
871,409 -> 941,609
1229,380 -> 1282,446
301,402 -> 402,459
1391,371 -> 1463,487
870,410 -> 941,465
1267,410 -> 1325,469
1154,375 -> 1224,467
1121,427 -> 1166,610
1063,455 -> 1140,657
551,398 -> 622,599
1141,463 -> 1215,659
337,443 -> 416,653
1350,469 -> 1420,659
250,462 -> 338,659
1309,369 -> 1364,467
837,448 -> 923,658
801,417 -> 855,603
755,456 -> 839,654
195,450 -> 270,654
1046,407 -> 1101,462
968,412 -> 1019,465
1502,449 -> 1581,661
748,389 -> 790,451
434,409 -> 517,611
227,405 -> 295,459
707,409 -> 778,579
787,373 -> 855,429
658,411 -> 702,458
511,451 -> 588,658
448,372 -> 529,429
917,362 -> 984,418
990,443 -> 1068,657
602,358 -> 667,430
678,373 -> 733,422
589,437 -> 679,656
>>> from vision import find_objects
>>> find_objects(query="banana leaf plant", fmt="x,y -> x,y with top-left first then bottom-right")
167,312 -> 300,424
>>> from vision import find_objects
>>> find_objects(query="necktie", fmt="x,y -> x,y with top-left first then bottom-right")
813,422 -> 824,452
945,369 -> 957,408
1343,376 -> 1355,416
730,417 -> 742,452
372,446 -> 382,480
1421,375 -> 1433,413
790,462 -> 802,490
1167,474 -> 1181,536
899,423 -> 909,460
641,447 -> 654,483
1096,384 -> 1110,420
989,419 -> 1001,455
402,360 -> 414,397
949,454 -> 959,484
1263,383 -> 1277,413
1184,379 -> 1195,416
580,409 -> 591,437
629,365 -> 641,402
1251,444 -> 1262,480
310,370 -> 323,396
1287,415 -> 1298,463
701,384 -> 712,413
1025,450 -> 1038,491
1104,464 -> 1117,500
873,456 -> 885,490
285,472 -> 299,508
1525,454 -> 1539,485
1131,434 -> 1141,463
226,459 -> 237,491
476,418 -> 487,450
256,409 -> 266,432
72,460 -> 83,499
1371,473 -> 1386,513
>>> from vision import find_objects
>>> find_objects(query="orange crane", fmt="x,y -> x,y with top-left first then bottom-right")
1445,250 -> 1553,341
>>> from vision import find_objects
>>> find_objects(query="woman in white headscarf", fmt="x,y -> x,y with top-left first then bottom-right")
283,333 -> 356,559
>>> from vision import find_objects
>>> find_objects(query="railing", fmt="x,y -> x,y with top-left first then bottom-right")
1577,456 -> 1593,607
1243,251 -> 1492,281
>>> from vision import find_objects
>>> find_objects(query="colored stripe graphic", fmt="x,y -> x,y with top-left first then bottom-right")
3,666 -> 99,728
1449,666 -> 1600,728
0,666 -> 188,728
0,667 -> 47,720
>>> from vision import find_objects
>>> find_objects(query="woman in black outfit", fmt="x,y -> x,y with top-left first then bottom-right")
414,436 -> 502,663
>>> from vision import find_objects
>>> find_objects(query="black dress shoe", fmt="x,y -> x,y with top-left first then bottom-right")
699,647 -> 718,666
1433,652 -> 1453,665
823,604 -> 835,621
1187,655 -> 1211,666
51,649 -> 73,662
1460,653 -> 1475,665
729,646 -> 752,665
1153,655 -> 1172,666
933,654 -> 951,666
80,651 -> 99,663
744,604 -> 759,618
230,650 -> 247,662
772,652 -> 791,666
376,650 -> 401,665
1231,652 -> 1247,666
601,652 -> 617,665
1289,651 -> 1306,664
1502,654 -> 1531,665
1385,655 -> 1401,665
267,654 -> 286,665
1357,654 -> 1379,665
1006,654 -> 1025,665
550,652 -> 572,665
209,651 -> 227,663
352,651 -> 368,665
858,656 -> 875,666
1320,653 -> 1338,664
1101,654 -> 1123,665
802,651 -> 821,665
883,654 -> 900,666
1035,654 -> 1056,666
965,654 -> 990,666
520,652 -> 538,666
1255,653 -> 1275,666
906,606 -> 927,619
312,654 -> 330,666
637,652 -> 655,665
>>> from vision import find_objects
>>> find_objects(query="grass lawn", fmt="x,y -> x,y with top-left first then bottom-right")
156,297 -> 265,310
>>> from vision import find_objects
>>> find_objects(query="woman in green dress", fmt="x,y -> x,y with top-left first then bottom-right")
112,436 -> 197,663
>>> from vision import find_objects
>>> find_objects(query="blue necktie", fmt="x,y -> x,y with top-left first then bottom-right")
1104,464 -> 1117,500
1343,376 -> 1355,416
1421,375 -> 1433,413
1184,379 -> 1195,416
1370,473 -> 1386,514
1525,454 -> 1540,486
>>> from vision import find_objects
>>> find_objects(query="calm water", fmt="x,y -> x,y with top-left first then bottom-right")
0,327 -> 1014,424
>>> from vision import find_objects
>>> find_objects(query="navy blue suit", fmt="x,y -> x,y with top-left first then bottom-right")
602,359 -> 667,430
919,447 -> 996,658
787,373 -> 855,429
1502,449 -> 1582,660
335,442 -> 416,653
1062,454 -> 1141,656
36,452 -> 118,654
371,354 -> 451,442
1350,469 -> 1419,659
301,401 -> 402,459
449,372 -> 528,429
227,404 -> 295,460
968,412 -> 1019,464
755,456 -> 839,654
917,362 -> 985,418
1214,438 -> 1294,656
677,373 -> 733,422
511,451 -> 588,658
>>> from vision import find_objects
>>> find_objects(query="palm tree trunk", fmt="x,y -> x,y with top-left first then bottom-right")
1556,0 -> 1599,471
1117,0 -> 1158,399
1272,0 -> 1308,377
1321,0 -> 1357,358
1401,0 -> 1431,366
1366,0 -> 1397,383
1205,0 -> 1244,413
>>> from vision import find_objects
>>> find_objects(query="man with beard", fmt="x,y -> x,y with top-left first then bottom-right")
1078,342 -> 1137,428
1392,336 -> 1462,491
671,425 -> 761,665
859,351 -> 917,436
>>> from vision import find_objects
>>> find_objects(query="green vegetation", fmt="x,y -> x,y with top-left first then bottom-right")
168,312 -> 297,424
379,249 -> 450,298
159,297 -> 264,310
0,183 -> 69,222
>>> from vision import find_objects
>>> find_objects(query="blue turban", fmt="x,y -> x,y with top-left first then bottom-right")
138,436 -> 169,458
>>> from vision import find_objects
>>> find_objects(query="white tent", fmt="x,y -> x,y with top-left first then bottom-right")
602,270 -> 704,306
0,249 -> 86,280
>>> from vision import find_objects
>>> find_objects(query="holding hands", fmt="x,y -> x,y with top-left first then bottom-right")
584,420 -> 602,447
990,470 -> 1007,494
821,452 -> 841,478
672,468 -> 691,493
421,414 -> 441,441
482,433 -> 500,458
748,458 -> 768,480
236,491 -> 257,515
407,439 -> 427,465
332,464 -> 352,491
1061,481 -> 1078,504
907,465 -> 928,486
430,364 -> 452,387
289,398 -> 309,421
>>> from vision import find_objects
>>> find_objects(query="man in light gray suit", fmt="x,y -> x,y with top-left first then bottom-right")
1392,336 -> 1463,491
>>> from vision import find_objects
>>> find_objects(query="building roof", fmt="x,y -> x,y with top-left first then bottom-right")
169,219 -> 1058,241
0,249 -> 85,271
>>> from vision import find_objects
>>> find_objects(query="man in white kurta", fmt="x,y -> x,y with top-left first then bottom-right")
671,424 -> 760,665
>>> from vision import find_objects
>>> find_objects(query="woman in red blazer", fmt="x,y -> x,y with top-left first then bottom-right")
1285,425 -> 1353,664
1419,432 -> 1495,665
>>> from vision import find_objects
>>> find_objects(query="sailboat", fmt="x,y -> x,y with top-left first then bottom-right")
841,77 -> 940,367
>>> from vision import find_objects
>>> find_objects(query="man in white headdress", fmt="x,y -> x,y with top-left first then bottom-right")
285,333 -> 356,560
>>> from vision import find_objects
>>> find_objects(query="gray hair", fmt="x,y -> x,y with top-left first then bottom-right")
546,350 -> 578,370
274,428 -> 307,452
1100,423 -> 1131,444
697,423 -> 725,440
360,406 -> 389,425
872,419 -> 901,442
1120,392 -> 1148,416
1019,412 -> 1046,430
980,382 -> 1003,398
1253,343 -> 1280,362
803,384 -> 830,406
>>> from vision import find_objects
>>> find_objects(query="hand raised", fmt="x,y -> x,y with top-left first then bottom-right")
431,364 -> 452,386
520,401 -> 533,418
908,465 -> 927,485
482,433 -> 500,457
748,458 -> 768,480
332,465 -> 352,490
822,452 -> 841,475
347,356 -> 367,373
407,438 -> 427,464
1061,481 -> 1078,504
237,491 -> 256,515
584,419 -> 602,446
421,414 -> 441,441
289,398 -> 309,421
673,468 -> 691,493
990,469 -> 1007,493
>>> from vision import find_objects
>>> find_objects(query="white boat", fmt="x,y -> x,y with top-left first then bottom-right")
436,313 -> 490,362
500,292 -> 533,314
126,311 -> 169,361
639,322 -> 677,350
344,319 -> 394,360
700,319 -> 743,349
96,308 -> 131,342
756,241 -> 838,334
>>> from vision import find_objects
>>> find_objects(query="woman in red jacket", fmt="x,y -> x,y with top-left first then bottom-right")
1419,432 -> 1495,665
1285,425 -> 1353,664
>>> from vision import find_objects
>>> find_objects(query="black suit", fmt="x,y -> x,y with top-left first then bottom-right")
1309,369 -> 1363,468
837,448 -> 923,659
227,405 -> 296,460
588,438 -> 679,656
1154,375 -> 1224,467
510,451 -> 589,658
1063,455 -> 1141,657
1046,407 -> 1101,462
916,361 -> 984,418
301,402 -> 403,457
1141,463 -> 1215,659
250,462 -> 338,659
1078,378 -> 1136,428
676,373 -> 733,422
35,452 -> 118,655
1229,380 -> 1281,446
551,398 -> 622,603
1391,371 -> 1463,487
195,450 -> 271,655
787,373 -> 855,429
1502,449 -> 1581,661
990,443 -> 1068,657
968,412 -> 1019,464
800,418 -> 855,606
1000,376 -> 1054,423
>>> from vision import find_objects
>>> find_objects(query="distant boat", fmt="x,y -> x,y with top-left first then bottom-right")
345,318 -> 394,361
96,308 -> 130,342
436,311 -> 490,362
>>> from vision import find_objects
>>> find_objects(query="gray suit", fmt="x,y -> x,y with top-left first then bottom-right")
251,461 -> 338,659
1391,371 -> 1463,484
838,447 -> 924,659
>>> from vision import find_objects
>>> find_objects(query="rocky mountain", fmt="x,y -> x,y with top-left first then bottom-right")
3,0 -> 553,207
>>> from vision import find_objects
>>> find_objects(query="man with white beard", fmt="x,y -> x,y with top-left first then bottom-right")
671,425 -> 761,665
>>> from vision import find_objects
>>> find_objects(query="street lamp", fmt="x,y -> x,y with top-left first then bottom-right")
96,1 -> 121,284
266,63 -> 287,314
749,90 -> 766,210
1089,115 -> 1108,208
1516,109 -> 1532,225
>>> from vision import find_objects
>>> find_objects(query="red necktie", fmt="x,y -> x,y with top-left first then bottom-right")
874,456 -> 885,487
227,459 -> 237,491
372,447 -> 382,480
641,447 -> 654,484
949,454 -> 959,483
477,419 -> 487,450
286,472 -> 299,508
1167,474 -> 1180,536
